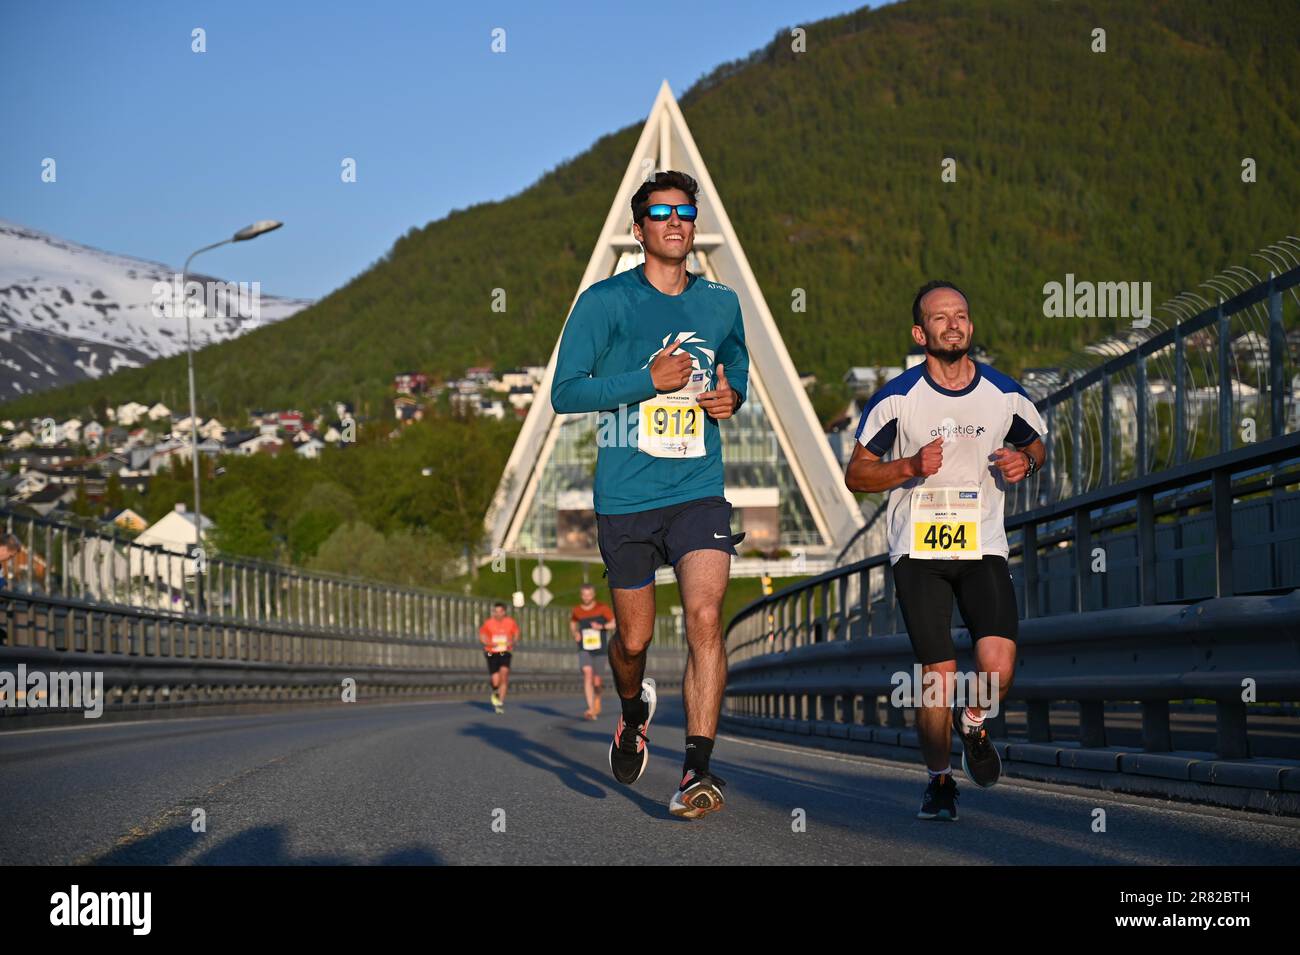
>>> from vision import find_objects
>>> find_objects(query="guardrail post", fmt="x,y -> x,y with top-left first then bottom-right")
1078,700 -> 1106,747
1074,506 -> 1092,613
1268,274 -> 1284,438
1217,298 -> 1231,454
1101,370 -> 1112,486
840,693 -> 854,724
860,693 -> 879,726
1174,326 -> 1186,465
1215,701 -> 1250,760
1211,468 -> 1235,598
1071,382 -> 1082,495
1137,489 -> 1157,605
1135,353 -> 1148,478
1027,700 -> 1052,742
1141,701 -> 1172,752
984,708 -> 1007,739
1022,523 -> 1038,619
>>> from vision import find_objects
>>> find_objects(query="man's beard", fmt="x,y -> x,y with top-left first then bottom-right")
925,339 -> 969,364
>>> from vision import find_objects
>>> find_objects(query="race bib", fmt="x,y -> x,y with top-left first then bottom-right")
581,628 -> 602,651
491,634 -> 510,652
638,370 -> 706,458
910,486 -> 982,560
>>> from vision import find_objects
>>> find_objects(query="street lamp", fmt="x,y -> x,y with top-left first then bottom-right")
180,219 -> 282,607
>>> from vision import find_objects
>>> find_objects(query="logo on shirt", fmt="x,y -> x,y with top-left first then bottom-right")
931,420 -> 982,440
640,331 -> 715,382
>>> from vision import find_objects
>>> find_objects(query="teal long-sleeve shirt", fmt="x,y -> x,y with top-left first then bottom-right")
551,265 -> 749,515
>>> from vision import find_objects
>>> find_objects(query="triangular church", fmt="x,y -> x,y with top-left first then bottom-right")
484,81 -> 864,560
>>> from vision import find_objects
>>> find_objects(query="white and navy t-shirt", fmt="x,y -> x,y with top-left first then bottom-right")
854,361 -> 1048,564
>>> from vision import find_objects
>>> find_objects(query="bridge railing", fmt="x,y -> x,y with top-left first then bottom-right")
725,432 -> 1300,758
0,508 -> 684,718
0,506 -> 679,650
1008,264 -> 1299,512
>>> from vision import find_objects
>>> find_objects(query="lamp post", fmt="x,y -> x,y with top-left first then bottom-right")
180,219 -> 282,608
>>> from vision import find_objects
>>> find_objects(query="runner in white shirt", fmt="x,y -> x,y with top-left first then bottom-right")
845,281 -> 1047,821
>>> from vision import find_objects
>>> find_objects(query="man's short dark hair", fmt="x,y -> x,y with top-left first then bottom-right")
631,170 -> 700,224
492,601 -> 507,611
912,280 -> 969,325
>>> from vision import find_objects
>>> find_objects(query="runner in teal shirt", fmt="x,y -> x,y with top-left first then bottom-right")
551,263 -> 749,514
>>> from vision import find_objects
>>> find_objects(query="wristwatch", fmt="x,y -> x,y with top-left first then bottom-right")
1021,449 -> 1037,476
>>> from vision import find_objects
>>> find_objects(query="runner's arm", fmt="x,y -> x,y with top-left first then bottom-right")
714,301 -> 749,413
845,442 -> 918,493
551,290 -> 656,413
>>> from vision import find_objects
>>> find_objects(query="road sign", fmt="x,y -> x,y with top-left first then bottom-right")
531,565 -> 552,587
531,587 -> 552,607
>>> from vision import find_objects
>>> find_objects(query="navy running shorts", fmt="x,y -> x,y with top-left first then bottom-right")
596,495 -> 744,590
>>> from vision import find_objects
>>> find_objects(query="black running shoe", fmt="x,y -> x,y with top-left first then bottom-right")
669,768 -> 727,819
916,773 -> 959,821
953,706 -> 1001,788
607,678 -> 657,785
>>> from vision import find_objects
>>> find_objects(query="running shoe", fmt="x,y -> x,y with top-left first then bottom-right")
916,773 -> 959,821
953,706 -> 1001,788
669,768 -> 727,819
608,678 -> 657,785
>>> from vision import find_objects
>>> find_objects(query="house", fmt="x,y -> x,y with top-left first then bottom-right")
84,451 -> 131,476
104,425 -> 130,448
147,441 -> 189,474
295,437 -> 326,459
322,424 -> 343,444
136,503 -> 214,550
199,418 -> 226,441
146,402 -> 171,421
24,484 -> 77,516
506,385 -> 534,411
276,410 -> 304,434
221,428 -> 258,451
234,433 -> 282,455
499,368 -> 533,391
15,444 -> 80,471
393,372 -> 429,395
334,401 -> 354,422
844,367 -> 881,395
13,469 -> 50,498
106,507 -> 148,533
130,504 -> 215,599
7,430 -> 35,450
83,421 -> 104,448
477,399 -> 506,420
60,418 -> 83,443
465,366 -> 495,383
394,395 -> 424,423
115,401 -> 151,426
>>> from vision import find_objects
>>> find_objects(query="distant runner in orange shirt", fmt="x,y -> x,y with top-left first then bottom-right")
570,583 -> 615,720
479,602 -> 520,714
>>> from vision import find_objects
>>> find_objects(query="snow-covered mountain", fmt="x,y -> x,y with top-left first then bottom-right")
0,219 -> 312,398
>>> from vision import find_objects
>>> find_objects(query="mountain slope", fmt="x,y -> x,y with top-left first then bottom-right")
0,220 -> 312,397
5,0 -> 1298,422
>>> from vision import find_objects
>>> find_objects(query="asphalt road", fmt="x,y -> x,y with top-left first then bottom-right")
2,693 -> 1298,865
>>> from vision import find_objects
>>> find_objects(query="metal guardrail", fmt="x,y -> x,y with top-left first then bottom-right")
0,508 -> 684,719
726,590 -> 1299,759
725,433 -> 1300,759
0,506 -> 680,650
1007,263 -> 1299,512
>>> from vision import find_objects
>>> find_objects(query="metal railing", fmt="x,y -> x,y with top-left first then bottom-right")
725,263 -> 1300,762
0,507 -> 680,650
0,508 -> 685,717
1007,264 -> 1300,513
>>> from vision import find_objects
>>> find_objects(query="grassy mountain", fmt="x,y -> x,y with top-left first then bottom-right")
7,0 -> 1298,423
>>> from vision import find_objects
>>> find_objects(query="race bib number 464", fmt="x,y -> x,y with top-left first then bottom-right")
910,486 -> 982,560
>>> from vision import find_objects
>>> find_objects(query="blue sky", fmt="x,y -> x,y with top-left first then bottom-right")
1,1 -> 867,299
